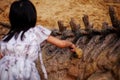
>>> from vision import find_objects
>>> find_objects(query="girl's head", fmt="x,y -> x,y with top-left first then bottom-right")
4,0 -> 37,41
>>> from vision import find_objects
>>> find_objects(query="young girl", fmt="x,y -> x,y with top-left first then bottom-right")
0,0 -> 76,80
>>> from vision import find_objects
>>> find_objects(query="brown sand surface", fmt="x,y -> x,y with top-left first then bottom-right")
0,0 -> 116,29
31,0 -> 112,29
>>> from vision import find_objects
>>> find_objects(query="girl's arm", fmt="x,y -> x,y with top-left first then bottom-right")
47,35 -> 76,51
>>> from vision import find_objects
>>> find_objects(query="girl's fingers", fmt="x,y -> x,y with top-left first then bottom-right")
71,49 -> 75,52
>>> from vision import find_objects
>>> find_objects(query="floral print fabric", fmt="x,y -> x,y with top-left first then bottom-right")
0,25 -> 51,80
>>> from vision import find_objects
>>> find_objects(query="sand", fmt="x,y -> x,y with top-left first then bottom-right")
0,0 -> 120,30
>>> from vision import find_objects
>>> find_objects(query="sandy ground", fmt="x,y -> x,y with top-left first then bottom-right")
0,0 -> 120,30
33,0 -> 112,29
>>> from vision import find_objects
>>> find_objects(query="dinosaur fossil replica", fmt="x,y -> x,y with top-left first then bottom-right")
0,6 -> 120,80
40,6 -> 120,80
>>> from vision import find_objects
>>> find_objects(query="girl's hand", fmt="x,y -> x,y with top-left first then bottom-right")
70,43 -> 76,52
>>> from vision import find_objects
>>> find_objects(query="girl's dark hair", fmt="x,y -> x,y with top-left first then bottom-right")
3,0 -> 37,42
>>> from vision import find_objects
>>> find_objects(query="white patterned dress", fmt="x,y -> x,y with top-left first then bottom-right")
0,25 -> 51,80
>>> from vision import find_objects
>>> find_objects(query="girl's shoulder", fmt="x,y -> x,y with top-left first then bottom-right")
33,25 -> 50,31
26,25 -> 51,43
29,25 -> 51,35
28,25 -> 44,32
